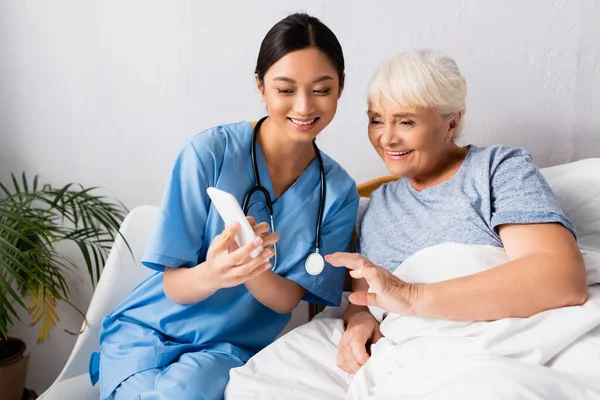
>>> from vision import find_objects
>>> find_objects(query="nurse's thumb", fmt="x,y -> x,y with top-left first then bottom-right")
214,223 -> 239,249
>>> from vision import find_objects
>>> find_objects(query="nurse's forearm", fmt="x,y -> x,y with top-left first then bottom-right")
245,272 -> 305,314
163,263 -> 217,304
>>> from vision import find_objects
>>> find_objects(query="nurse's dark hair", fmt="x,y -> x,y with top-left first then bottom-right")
255,13 -> 345,88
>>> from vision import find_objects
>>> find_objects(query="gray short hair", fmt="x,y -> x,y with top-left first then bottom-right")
367,49 -> 467,137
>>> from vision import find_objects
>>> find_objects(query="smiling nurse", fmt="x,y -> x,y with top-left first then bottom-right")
90,13 -> 359,400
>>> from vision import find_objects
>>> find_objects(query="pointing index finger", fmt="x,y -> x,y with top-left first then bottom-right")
325,252 -> 364,269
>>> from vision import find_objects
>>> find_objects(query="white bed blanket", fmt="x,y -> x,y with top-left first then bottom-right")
226,243 -> 600,400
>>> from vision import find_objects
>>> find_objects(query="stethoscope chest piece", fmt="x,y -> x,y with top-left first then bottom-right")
305,252 -> 325,276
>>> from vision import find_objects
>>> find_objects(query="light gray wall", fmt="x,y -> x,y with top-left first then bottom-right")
2,0 -> 599,393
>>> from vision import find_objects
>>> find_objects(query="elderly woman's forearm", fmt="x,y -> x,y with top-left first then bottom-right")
418,253 -> 587,321
342,277 -> 371,323
343,303 -> 372,325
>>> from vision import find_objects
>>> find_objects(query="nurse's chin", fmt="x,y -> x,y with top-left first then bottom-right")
287,131 -> 321,145
284,129 -> 322,144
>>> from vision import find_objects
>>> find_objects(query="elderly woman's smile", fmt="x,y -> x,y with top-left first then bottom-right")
386,149 -> 413,157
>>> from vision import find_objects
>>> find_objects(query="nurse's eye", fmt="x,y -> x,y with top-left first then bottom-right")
313,88 -> 331,95
276,88 -> 294,95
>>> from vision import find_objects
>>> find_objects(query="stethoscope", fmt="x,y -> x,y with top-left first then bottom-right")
242,116 -> 326,276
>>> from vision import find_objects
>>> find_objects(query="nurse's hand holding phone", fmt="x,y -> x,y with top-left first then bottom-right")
163,195 -> 280,305
204,219 -> 279,289
205,187 -> 304,314
203,186 -> 279,290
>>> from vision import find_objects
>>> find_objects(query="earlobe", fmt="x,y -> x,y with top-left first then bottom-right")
446,112 -> 462,141
255,74 -> 265,101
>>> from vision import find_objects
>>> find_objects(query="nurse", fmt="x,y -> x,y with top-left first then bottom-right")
90,12 -> 359,400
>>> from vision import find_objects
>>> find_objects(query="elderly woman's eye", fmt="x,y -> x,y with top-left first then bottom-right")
400,120 -> 414,126
370,119 -> 383,125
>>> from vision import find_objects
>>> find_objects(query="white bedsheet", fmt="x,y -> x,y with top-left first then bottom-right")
226,243 -> 600,400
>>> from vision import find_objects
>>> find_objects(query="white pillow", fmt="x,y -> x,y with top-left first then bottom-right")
540,159 -> 600,254
541,159 -> 600,284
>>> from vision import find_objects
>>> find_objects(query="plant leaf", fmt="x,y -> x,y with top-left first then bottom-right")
1,174 -> 129,341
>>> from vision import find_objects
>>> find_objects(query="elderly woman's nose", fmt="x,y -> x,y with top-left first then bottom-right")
379,125 -> 398,147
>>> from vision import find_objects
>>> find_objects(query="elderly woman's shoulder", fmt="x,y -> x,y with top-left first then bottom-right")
368,179 -> 403,201
468,144 -> 536,173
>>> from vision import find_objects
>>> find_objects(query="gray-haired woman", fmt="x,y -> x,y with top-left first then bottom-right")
329,48 -> 586,374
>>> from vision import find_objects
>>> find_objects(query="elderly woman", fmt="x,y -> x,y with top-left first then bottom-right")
225,49 -> 588,399
327,48 -> 587,375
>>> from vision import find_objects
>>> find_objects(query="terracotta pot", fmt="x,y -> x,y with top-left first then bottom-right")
0,337 -> 29,400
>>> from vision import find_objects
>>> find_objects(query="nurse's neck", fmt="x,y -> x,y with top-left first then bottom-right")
253,118 -> 316,195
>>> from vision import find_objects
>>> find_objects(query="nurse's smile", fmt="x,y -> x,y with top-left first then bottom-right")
288,116 -> 320,131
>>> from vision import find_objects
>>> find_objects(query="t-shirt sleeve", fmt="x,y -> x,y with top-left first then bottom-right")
489,147 -> 576,238
141,136 -> 222,271
283,182 -> 360,307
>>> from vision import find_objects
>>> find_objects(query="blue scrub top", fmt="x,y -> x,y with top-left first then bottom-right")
92,121 -> 359,398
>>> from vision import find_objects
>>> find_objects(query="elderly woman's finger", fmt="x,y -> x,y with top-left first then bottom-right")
348,291 -> 377,307
349,265 -> 378,279
350,339 -> 370,366
336,350 -> 349,371
345,355 -> 363,374
338,348 -> 362,374
325,252 -> 367,269
351,267 -> 387,293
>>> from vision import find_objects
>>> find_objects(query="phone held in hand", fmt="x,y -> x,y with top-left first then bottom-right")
206,187 -> 262,258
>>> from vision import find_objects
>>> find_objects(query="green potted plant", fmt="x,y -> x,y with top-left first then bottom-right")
0,173 -> 128,400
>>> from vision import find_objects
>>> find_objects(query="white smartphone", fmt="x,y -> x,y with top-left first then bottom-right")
206,187 -> 262,258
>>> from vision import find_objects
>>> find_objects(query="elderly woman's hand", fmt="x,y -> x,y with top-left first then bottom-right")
337,311 -> 382,374
326,252 -> 423,315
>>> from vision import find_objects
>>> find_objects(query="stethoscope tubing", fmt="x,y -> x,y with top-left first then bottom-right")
243,116 -> 326,273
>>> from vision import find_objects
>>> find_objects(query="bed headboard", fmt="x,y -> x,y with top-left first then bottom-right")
307,175 -> 401,320
356,175 -> 401,198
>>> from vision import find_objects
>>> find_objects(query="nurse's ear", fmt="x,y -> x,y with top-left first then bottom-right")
255,74 -> 266,102
337,73 -> 345,99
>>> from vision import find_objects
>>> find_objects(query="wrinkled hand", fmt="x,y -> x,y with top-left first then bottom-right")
337,311 -> 383,374
325,252 -> 422,316
205,217 -> 279,290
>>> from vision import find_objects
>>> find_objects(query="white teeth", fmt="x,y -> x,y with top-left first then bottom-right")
290,118 -> 317,125
388,150 -> 412,156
